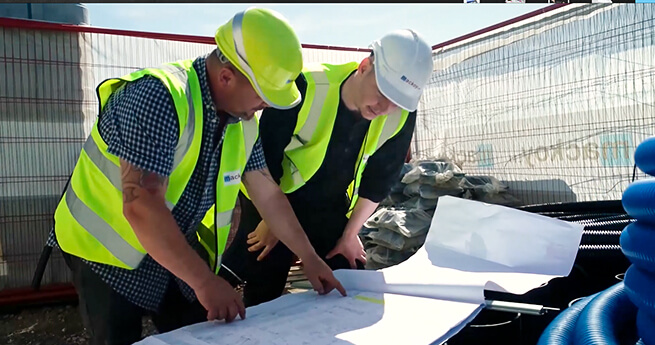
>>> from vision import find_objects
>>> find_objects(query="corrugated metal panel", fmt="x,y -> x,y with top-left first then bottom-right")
415,4 -> 655,205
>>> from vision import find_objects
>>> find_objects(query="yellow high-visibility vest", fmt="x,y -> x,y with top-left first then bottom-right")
54,60 -> 258,273
241,62 -> 408,217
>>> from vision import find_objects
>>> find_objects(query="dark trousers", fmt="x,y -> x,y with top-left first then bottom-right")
64,253 -> 207,345
219,192 -> 364,307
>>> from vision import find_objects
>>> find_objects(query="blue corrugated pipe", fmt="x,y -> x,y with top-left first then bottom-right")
622,136 -> 655,345
537,136 -> 655,345
637,310 -> 655,345
622,180 -> 655,225
624,266 -> 655,345
536,293 -> 598,345
536,283 -> 641,345
634,136 -> 655,176
620,222 -> 655,274
573,282 -> 637,345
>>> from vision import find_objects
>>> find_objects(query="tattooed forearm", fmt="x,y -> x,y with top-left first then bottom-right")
120,159 -> 168,203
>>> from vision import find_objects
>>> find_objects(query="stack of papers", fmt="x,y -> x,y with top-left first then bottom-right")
136,196 -> 584,345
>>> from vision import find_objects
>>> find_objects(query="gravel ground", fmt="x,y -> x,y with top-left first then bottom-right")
0,209 -> 250,345
1,271 -> 305,345
1,302 -> 158,345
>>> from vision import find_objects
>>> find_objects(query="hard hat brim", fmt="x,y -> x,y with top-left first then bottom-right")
257,80 -> 302,110
221,49 -> 303,111
371,43 -> 420,113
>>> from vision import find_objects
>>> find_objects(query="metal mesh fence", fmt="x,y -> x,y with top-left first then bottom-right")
0,20 -> 369,290
415,4 -> 655,206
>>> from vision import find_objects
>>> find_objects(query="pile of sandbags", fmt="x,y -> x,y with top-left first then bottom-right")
362,158 -> 523,269
362,207 -> 432,269
460,175 -> 523,207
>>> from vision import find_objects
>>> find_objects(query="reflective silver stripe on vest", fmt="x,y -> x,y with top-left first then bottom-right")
215,209 -> 234,229
162,64 -> 195,211
242,119 -> 258,162
83,137 -> 122,190
350,110 -> 404,204
210,204 -> 229,270
198,209 -> 232,273
65,187 -> 145,267
376,108 -> 404,150
285,70 -> 330,151
158,63 -> 197,173
197,210 -> 232,246
84,64 -> 196,212
83,137 -> 190,211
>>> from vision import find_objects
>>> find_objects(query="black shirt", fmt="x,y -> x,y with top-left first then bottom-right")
259,71 -> 416,215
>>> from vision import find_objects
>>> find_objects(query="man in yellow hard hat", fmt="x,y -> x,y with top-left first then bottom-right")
219,29 -> 434,307
44,7 -> 345,345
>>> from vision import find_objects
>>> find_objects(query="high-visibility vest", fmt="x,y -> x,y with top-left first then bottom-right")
196,116 -> 259,274
241,62 -> 408,217
54,59 -> 258,273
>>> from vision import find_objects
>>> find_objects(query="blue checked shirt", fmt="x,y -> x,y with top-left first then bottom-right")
47,55 -> 266,311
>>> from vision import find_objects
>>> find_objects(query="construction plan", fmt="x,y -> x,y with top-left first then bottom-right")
135,196 -> 584,345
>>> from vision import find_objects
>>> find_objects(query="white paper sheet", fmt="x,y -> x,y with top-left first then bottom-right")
135,290 -> 483,345
393,196 -> 583,295
333,269 -> 486,305
425,196 -> 583,276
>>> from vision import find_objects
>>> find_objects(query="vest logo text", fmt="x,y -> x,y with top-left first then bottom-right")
223,171 -> 241,186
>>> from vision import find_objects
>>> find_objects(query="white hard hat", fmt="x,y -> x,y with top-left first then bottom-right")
369,29 -> 433,112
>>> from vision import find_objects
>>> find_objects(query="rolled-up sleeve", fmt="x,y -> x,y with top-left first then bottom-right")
100,76 -> 179,177
244,137 -> 267,172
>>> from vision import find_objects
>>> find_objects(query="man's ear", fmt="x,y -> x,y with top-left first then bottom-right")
358,56 -> 374,75
217,66 -> 237,88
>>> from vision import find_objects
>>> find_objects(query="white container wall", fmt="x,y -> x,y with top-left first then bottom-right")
0,22 -> 368,290
415,4 -> 655,205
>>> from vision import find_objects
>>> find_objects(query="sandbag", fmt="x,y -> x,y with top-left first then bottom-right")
367,228 -> 427,251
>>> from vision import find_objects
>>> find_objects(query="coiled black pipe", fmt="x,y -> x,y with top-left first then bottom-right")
579,245 -> 621,251
581,231 -> 622,245
559,214 -> 627,223
518,200 -> 625,215
582,219 -> 634,230
576,245 -> 626,259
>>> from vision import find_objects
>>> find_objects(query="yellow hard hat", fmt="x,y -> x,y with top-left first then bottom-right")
215,7 -> 303,110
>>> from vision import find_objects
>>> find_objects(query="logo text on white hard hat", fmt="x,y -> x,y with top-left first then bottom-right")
400,75 -> 420,90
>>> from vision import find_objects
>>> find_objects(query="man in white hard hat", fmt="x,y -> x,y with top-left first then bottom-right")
44,8 -> 345,345
219,29 -> 434,307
